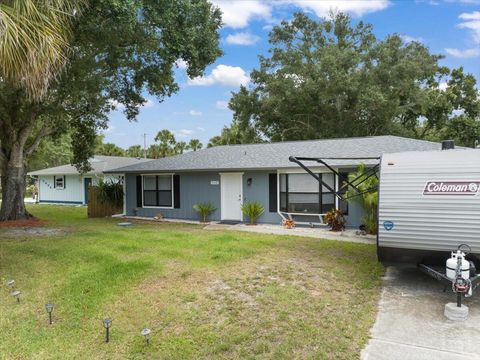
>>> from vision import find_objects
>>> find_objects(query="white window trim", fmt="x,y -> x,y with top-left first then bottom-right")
54,175 -> 65,190
141,173 -> 174,209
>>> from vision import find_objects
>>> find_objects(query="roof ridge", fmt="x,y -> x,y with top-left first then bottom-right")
206,135 -> 431,149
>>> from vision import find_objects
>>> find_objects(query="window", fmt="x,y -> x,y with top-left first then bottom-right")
54,176 -> 65,190
279,173 -> 336,214
143,175 -> 173,207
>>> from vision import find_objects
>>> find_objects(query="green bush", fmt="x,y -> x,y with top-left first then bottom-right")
193,202 -> 216,222
97,179 -> 124,208
241,201 -> 264,225
345,164 -> 378,234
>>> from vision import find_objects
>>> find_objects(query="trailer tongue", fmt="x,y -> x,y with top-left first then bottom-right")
419,245 -> 480,312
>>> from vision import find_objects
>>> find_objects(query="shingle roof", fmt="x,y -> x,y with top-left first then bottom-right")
107,136 -> 452,174
28,155 -> 151,176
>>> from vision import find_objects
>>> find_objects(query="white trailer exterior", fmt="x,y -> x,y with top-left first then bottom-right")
378,149 -> 480,264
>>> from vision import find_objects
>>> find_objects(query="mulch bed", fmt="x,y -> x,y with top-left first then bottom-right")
0,218 -> 46,228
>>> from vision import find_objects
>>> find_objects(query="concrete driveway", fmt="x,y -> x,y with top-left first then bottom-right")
362,265 -> 480,360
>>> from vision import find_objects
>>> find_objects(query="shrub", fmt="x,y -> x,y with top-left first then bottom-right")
345,164 -> 378,234
193,202 -> 216,223
241,201 -> 264,225
324,209 -> 346,231
97,179 -> 124,208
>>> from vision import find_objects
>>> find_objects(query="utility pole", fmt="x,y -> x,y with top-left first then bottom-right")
143,133 -> 147,159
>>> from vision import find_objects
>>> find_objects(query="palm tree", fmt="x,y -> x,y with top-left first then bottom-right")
154,129 -> 176,158
188,139 -> 203,151
147,144 -> 162,159
0,0 -> 86,100
126,145 -> 143,158
174,141 -> 187,154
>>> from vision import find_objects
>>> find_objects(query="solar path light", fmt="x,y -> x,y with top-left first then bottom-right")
45,303 -> 54,325
103,318 -> 112,343
7,279 -> 15,288
141,328 -> 151,345
11,290 -> 21,303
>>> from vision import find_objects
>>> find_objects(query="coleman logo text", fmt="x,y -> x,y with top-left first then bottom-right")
423,181 -> 480,196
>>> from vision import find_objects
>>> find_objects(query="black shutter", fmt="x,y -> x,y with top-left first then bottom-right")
173,174 -> 180,208
268,173 -> 277,212
136,175 -> 142,207
63,176 -> 66,189
53,176 -> 56,188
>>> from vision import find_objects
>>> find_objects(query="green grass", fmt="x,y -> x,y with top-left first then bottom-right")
0,205 -> 383,359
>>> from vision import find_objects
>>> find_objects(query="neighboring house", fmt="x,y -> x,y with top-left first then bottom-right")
107,136 -> 447,228
28,156 -> 151,205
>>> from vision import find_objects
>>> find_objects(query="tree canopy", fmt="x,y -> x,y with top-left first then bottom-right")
228,12 -> 479,147
0,0 -> 222,220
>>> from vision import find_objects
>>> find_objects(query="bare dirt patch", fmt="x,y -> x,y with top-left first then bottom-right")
2,227 -> 65,237
0,218 -> 46,228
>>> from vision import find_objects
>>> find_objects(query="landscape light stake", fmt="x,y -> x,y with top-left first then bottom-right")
11,290 -> 21,303
45,303 -> 54,325
103,318 -> 112,343
141,328 -> 151,345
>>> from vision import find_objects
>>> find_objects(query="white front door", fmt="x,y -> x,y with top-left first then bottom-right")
220,173 -> 243,221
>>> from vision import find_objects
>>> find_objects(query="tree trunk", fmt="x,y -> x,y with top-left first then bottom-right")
0,144 -> 30,221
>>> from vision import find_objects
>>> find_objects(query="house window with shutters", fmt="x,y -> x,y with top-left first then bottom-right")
142,175 -> 173,208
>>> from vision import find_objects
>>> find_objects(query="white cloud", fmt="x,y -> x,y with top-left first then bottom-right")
459,11 -> 480,21
212,0 -> 390,30
445,47 -> 480,58
211,0 -> 271,28
401,34 -> 424,43
108,99 -> 125,110
197,126 -> 206,132
226,32 -> 260,45
444,11 -> 480,59
175,59 -> 188,69
458,11 -> 480,43
189,109 -> 202,116
215,100 -> 229,109
279,0 -> 391,17
188,64 -> 249,87
176,129 -> 194,138
438,82 -> 449,91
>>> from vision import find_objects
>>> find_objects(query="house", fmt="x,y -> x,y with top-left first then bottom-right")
106,136 -> 446,228
28,156 -> 151,205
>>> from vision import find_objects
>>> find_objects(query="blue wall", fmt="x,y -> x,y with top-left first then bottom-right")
125,171 -> 364,227
125,172 -> 221,221
243,171 -> 281,224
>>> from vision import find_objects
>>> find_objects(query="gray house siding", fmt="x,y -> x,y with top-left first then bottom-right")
126,172 -> 221,221
243,171 -> 282,224
125,170 -> 365,228
344,202 -> 364,229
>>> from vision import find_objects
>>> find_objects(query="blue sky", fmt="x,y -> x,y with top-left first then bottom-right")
104,0 -> 480,149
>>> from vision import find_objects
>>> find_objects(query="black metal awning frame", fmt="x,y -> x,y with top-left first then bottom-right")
288,156 -> 380,202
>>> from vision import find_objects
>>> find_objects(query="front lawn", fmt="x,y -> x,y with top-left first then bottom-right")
0,205 -> 383,359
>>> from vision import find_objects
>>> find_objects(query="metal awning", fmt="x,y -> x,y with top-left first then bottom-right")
288,156 -> 380,201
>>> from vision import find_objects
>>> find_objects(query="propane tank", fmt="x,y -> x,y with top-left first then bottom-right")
446,250 -> 470,280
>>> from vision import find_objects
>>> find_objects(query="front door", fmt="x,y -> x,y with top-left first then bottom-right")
220,173 -> 243,221
84,177 -> 92,204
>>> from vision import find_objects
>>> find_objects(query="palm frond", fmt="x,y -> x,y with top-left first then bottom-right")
0,0 -> 87,100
